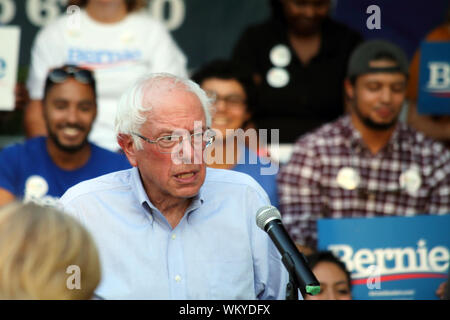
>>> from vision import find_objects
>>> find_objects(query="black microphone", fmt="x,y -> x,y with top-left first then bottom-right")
256,205 -> 320,296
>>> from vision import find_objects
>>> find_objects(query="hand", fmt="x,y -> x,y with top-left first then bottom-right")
436,281 -> 448,300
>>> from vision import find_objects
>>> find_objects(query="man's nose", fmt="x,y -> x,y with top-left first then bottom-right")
66,106 -> 79,124
380,87 -> 393,104
214,99 -> 227,113
303,5 -> 316,18
177,135 -> 202,165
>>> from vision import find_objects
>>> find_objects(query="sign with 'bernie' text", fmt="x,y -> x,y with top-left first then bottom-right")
417,42 -> 450,115
318,215 -> 450,300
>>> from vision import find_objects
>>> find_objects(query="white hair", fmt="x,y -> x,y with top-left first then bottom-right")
115,73 -> 212,150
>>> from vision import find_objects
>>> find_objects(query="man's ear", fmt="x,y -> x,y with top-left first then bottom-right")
117,134 -> 138,167
344,78 -> 355,100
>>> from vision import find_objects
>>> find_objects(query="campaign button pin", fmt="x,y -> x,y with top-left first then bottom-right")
24,175 -> 49,199
336,167 -> 360,190
266,67 -> 290,88
399,167 -> 421,194
269,44 -> 291,68
120,31 -> 134,44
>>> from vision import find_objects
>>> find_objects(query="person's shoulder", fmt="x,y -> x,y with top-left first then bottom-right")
90,143 -> 125,158
0,137 -> 45,156
60,168 -> 134,204
295,116 -> 348,149
34,13 -> 69,39
247,18 -> 280,31
402,124 -> 450,161
89,144 -> 131,167
325,18 -> 362,39
238,18 -> 284,40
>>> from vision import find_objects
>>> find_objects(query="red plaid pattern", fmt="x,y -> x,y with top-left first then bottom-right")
277,115 -> 450,248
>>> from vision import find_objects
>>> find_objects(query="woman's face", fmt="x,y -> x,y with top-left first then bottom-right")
305,261 -> 352,300
201,78 -> 250,139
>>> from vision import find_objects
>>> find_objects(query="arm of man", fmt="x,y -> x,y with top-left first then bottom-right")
405,45 -> 450,143
15,83 -> 29,111
407,101 -> 450,141
25,22 -> 65,137
0,189 -> 15,206
0,145 -> 20,206
231,27 -> 263,85
24,99 -> 47,137
277,142 -> 324,251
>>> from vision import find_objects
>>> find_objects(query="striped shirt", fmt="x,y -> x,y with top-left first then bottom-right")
277,115 -> 450,248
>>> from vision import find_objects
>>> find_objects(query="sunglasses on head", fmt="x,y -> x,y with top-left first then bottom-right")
48,66 -> 94,84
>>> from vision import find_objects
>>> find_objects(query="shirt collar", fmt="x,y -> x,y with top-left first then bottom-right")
343,115 -> 406,154
130,166 -> 205,224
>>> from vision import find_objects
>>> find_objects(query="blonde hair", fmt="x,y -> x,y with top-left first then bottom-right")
0,202 -> 101,300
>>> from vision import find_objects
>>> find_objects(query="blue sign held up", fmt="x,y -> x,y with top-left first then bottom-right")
417,42 -> 450,115
318,215 -> 450,300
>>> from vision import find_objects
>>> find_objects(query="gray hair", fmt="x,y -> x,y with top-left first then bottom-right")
115,73 -> 212,150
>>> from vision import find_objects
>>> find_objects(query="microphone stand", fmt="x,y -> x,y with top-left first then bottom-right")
285,274 -> 299,300
282,251 -> 321,299
282,252 -> 300,300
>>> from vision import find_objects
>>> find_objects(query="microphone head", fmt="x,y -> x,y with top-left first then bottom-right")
256,205 -> 282,230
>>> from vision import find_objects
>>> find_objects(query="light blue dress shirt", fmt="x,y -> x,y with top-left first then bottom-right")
60,167 -> 289,300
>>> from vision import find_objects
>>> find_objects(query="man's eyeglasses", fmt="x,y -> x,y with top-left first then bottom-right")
48,66 -> 95,85
132,129 -> 216,154
205,90 -> 246,112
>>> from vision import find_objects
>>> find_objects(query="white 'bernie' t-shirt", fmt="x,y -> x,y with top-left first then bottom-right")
27,9 -> 188,151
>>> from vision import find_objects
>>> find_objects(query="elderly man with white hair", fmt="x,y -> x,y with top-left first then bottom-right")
59,73 -> 288,300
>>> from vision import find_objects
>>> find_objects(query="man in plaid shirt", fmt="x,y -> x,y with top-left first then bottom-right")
277,40 -> 450,250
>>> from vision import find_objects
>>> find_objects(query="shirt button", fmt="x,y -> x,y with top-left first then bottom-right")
175,275 -> 181,282
171,234 -> 176,240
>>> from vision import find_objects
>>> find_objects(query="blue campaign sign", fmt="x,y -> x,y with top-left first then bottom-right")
318,215 -> 450,300
417,42 -> 450,115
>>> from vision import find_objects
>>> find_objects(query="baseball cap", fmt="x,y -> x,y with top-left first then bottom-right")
347,39 -> 409,79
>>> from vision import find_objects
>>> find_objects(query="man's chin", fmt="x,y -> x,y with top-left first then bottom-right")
363,117 -> 398,131
292,20 -> 322,36
54,138 -> 89,153
172,184 -> 203,199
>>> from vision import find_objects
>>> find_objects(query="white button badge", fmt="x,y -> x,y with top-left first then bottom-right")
336,167 -> 360,190
269,44 -> 291,68
399,167 -> 421,195
266,67 -> 290,88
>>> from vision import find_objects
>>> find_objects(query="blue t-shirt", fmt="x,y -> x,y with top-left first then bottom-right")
0,137 -> 131,204
232,147 -> 279,208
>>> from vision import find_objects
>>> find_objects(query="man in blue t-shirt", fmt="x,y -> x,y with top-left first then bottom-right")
0,65 -> 130,206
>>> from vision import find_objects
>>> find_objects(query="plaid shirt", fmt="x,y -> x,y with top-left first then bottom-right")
277,115 -> 450,248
